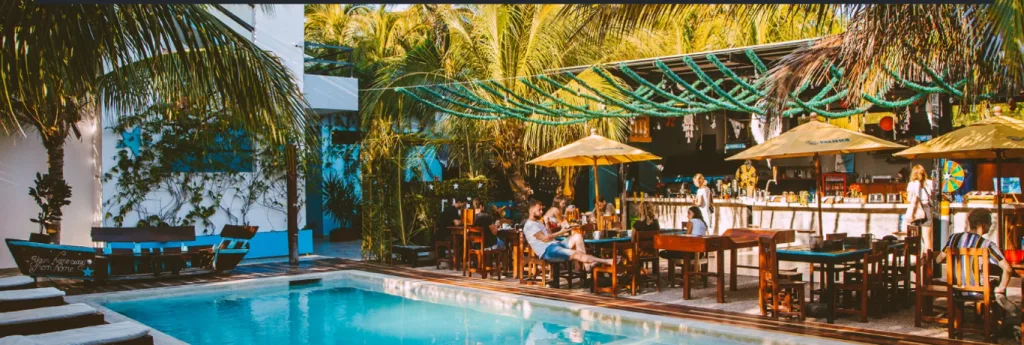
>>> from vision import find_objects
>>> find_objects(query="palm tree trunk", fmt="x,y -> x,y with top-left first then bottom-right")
43,140 -> 64,244
505,164 -> 531,216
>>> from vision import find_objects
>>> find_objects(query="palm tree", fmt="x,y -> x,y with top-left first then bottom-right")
564,4 -> 1022,105
1,3 -> 310,243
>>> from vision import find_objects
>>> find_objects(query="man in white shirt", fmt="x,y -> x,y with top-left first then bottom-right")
522,199 -> 612,266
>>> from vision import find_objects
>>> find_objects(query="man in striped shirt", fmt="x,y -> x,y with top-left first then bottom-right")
935,208 -> 1018,317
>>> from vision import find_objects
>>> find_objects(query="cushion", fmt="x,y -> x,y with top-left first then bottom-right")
0,303 -> 97,326
0,276 -> 34,290
0,288 -> 64,302
0,322 -> 149,345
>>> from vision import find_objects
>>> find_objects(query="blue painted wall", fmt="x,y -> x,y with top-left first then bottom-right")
109,229 -> 314,259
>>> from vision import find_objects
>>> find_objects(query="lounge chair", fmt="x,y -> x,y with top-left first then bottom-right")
0,276 -> 35,291
0,287 -> 65,312
0,303 -> 105,337
0,321 -> 152,345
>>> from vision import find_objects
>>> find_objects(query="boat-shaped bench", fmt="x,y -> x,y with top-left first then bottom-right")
6,225 -> 257,282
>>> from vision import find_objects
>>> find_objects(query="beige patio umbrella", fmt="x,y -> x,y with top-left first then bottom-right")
728,118 -> 907,236
527,129 -> 661,229
895,115 -> 1024,243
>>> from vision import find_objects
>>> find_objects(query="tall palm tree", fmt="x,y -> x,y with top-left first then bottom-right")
1,3 -> 310,243
564,3 -> 1022,105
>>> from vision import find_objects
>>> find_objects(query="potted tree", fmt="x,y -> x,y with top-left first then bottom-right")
28,173 -> 72,243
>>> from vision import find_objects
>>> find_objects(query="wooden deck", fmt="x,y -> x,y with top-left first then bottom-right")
31,258 -> 984,345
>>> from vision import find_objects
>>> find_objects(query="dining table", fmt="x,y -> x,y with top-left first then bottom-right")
546,232 -> 632,289
776,241 -> 902,324
654,228 -> 795,303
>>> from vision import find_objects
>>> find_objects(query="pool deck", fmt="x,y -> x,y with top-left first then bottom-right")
24,257 -> 1003,345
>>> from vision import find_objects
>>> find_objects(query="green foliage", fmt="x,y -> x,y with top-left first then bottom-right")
322,173 -> 361,230
28,173 -> 72,234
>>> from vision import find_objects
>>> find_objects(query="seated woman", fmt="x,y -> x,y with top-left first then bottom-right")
633,202 -> 660,232
686,206 -> 708,236
659,207 -> 707,261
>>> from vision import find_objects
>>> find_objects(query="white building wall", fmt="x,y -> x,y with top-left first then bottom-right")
0,119 -> 102,269
100,5 -> 308,235
1,5 -> 314,269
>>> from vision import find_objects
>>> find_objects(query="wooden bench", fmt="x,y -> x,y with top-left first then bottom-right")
91,226 -> 196,276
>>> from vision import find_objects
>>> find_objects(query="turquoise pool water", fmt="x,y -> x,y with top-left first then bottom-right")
102,272 -> 852,345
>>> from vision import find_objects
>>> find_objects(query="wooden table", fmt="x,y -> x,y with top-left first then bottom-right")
654,228 -> 795,303
547,235 -> 631,289
776,242 -> 901,324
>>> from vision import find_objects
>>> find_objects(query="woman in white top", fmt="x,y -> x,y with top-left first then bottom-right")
686,206 -> 708,236
693,173 -> 714,234
904,164 -> 935,250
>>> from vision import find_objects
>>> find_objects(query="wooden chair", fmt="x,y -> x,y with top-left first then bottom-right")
464,225 -> 503,280
810,233 -> 849,302
915,249 -> 948,327
460,208 -> 475,276
593,240 -> 630,297
758,237 -> 807,320
946,247 -> 996,342
836,250 -> 885,322
519,231 -> 551,287
435,227 -> 454,270
886,236 -> 919,309
600,215 -> 619,230
628,231 -> 661,295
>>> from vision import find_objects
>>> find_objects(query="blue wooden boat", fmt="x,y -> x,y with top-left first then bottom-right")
6,225 -> 257,281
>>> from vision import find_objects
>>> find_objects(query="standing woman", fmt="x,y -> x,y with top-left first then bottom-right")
904,165 -> 935,250
693,173 -> 715,234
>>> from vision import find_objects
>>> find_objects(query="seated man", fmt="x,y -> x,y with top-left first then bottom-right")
436,199 -> 466,242
935,208 -> 1020,320
472,199 -> 504,250
522,199 -> 612,267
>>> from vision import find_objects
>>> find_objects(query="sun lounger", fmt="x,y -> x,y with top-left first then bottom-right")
0,303 -> 105,337
0,276 -> 35,291
0,287 -> 65,312
0,321 -> 152,345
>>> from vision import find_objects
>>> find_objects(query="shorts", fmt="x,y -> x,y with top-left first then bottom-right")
541,240 -> 574,262
485,238 -> 506,251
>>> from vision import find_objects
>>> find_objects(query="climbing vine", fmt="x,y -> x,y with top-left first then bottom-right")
103,103 -> 303,233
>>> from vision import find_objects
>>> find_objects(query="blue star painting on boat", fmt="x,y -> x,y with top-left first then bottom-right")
82,267 -> 94,277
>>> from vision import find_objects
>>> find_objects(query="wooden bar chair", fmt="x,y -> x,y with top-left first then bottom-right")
460,208 -> 475,276
915,249 -> 948,327
758,237 -> 807,320
946,247 -> 996,342
464,225 -> 503,280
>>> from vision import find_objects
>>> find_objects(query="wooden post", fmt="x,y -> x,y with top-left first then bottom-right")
996,150 -> 1004,248
287,143 -> 299,266
593,159 -> 600,230
815,153 -> 823,237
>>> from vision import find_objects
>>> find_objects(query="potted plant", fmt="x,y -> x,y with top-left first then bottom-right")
28,173 -> 72,243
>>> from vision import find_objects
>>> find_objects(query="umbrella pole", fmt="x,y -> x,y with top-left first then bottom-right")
996,151 -> 1005,248
593,159 -> 601,231
815,153 -> 824,237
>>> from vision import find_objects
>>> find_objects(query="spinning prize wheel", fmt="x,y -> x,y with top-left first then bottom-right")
942,160 -> 965,193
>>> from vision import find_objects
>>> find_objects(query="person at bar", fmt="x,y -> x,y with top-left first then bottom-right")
904,164 -> 935,250
436,199 -> 466,242
594,197 -> 616,217
693,173 -> 714,233
472,199 -> 504,250
934,208 -> 1020,324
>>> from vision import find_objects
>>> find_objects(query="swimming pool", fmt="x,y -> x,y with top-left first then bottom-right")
89,271 -> 858,345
